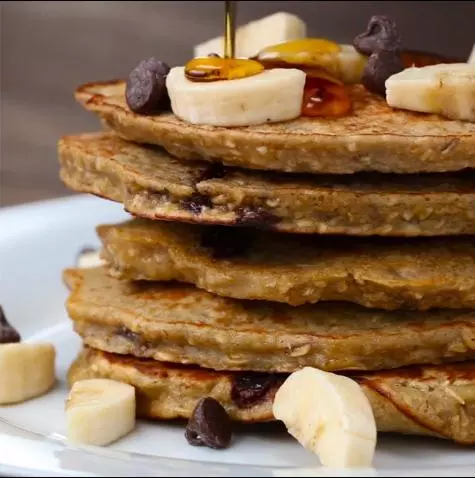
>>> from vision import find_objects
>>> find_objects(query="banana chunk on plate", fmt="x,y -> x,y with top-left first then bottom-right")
273,367 -> 377,469
386,63 -> 475,122
66,378 -> 136,446
166,66 -> 306,126
0,343 -> 56,405
76,248 -> 104,269
194,12 -> 306,59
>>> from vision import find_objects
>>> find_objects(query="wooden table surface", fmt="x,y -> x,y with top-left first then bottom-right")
2,1 -> 474,207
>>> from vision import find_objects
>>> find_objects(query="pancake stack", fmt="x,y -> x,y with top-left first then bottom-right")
59,77 -> 475,445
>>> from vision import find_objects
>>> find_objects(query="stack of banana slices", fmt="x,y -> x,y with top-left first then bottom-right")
59,12 -> 475,468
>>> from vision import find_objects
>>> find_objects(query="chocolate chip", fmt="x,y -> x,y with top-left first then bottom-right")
197,163 -> 227,182
353,15 -> 401,56
181,194 -> 212,214
0,306 -> 21,344
126,57 -> 170,114
185,397 -> 232,449
231,373 -> 283,409
362,50 -> 404,96
235,206 -> 279,227
208,53 -> 221,58
116,326 -> 140,344
200,226 -> 253,259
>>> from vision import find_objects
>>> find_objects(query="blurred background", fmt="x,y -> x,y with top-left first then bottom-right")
1,1 -> 474,207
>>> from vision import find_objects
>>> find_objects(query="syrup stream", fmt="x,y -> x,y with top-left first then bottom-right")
224,1 -> 236,58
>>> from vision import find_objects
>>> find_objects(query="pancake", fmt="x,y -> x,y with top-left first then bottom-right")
68,347 -> 281,423
59,133 -> 475,237
75,80 -> 475,175
63,267 -> 475,373
69,347 -> 475,444
98,218 -> 475,310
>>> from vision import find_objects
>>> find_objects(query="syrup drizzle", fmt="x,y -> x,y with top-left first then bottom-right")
224,1 -> 236,58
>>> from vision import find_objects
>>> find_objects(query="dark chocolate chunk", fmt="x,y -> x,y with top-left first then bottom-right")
231,373 -> 283,409
0,306 -> 21,344
181,194 -> 212,214
185,397 -> 232,449
200,226 -> 253,259
362,50 -> 404,97
353,15 -> 401,56
126,57 -> 170,114
236,206 -> 279,227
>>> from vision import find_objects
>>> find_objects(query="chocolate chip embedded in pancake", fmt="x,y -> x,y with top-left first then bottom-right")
231,373 -> 283,409
234,206 -> 279,227
180,194 -> 212,215
68,347 -> 475,444
63,267 -> 475,373
74,81 -> 475,175
98,218 -> 475,309
59,133 -> 475,237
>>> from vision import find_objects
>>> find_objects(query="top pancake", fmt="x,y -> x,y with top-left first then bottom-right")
75,80 -> 475,175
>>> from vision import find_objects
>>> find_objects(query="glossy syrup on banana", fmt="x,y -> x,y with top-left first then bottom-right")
184,2 -> 351,117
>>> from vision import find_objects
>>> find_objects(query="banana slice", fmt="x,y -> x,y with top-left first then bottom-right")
166,66 -> 306,126
0,343 -> 56,404
76,248 -> 104,269
338,44 -> 367,84
194,12 -> 306,59
257,42 -> 366,84
468,44 -> 475,65
273,367 -> 376,469
385,63 -> 475,122
66,378 -> 136,446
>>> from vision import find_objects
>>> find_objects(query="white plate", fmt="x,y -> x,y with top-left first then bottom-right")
0,194 -> 474,477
